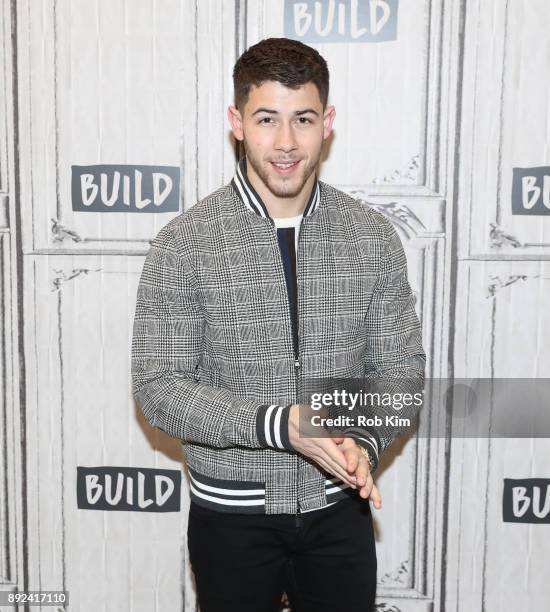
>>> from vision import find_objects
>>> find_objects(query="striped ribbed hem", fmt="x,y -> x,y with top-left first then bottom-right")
300,499 -> 340,513
188,469 -> 352,514
256,404 -> 293,450
188,467 -> 266,514
325,476 -> 352,496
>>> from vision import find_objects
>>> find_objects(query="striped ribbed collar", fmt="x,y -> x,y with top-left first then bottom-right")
231,156 -> 321,219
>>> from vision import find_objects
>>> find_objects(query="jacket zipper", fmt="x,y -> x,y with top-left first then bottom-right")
294,355 -> 301,527
266,215 -> 304,525
294,217 -> 305,527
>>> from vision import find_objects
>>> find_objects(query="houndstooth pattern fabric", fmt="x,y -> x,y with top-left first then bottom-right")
131,178 -> 426,514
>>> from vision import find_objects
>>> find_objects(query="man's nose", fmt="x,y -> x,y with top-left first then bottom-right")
274,122 -> 298,152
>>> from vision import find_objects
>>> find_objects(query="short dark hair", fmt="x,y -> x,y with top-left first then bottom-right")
233,37 -> 329,111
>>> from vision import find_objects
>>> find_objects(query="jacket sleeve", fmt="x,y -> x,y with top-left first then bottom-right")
131,224 -> 293,451
342,214 -> 426,472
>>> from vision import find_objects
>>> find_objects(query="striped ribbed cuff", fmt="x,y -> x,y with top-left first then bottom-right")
256,404 -> 293,450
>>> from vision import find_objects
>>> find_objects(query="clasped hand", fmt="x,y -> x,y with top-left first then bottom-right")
288,404 -> 382,509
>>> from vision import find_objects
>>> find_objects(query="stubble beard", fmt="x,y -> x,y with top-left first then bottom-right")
244,142 -> 321,199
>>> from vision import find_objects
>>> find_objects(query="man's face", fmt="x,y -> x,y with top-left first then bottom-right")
228,81 -> 335,199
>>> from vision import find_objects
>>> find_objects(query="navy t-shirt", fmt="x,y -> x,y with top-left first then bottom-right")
273,214 -> 302,358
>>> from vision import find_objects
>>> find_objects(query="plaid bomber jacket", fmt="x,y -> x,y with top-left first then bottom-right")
131,164 -> 426,515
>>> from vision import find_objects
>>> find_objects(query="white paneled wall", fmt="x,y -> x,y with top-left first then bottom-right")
1,1 -> 549,611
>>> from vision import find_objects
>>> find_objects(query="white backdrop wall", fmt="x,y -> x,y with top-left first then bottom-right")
0,1 -> 549,611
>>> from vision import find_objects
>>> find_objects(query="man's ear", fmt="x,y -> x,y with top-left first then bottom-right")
323,105 -> 336,140
227,105 -> 244,141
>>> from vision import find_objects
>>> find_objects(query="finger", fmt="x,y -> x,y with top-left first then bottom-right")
315,455 -> 357,488
358,471 -> 374,499
304,439 -> 358,487
325,459 -> 358,487
322,450 -> 361,486
344,447 -> 359,473
369,483 -> 382,509
325,459 -> 357,488
354,454 -> 370,487
322,439 -> 352,473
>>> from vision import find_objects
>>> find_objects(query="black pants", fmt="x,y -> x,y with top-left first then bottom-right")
187,495 -> 377,612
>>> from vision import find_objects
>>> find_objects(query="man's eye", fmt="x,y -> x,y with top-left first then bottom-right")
297,117 -> 312,124
259,117 -> 273,124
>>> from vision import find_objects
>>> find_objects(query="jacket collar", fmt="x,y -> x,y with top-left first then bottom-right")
231,156 -> 321,219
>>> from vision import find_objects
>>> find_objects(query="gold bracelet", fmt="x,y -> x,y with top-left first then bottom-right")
357,445 -> 375,471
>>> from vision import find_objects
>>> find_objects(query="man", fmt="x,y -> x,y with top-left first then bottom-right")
131,37 -> 425,612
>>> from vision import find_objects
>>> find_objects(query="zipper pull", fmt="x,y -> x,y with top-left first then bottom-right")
295,504 -> 302,528
294,358 -> 301,369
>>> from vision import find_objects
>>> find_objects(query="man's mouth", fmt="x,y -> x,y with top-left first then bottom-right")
270,160 -> 301,175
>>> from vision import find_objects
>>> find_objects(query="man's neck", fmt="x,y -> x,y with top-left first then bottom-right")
245,156 -> 315,219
